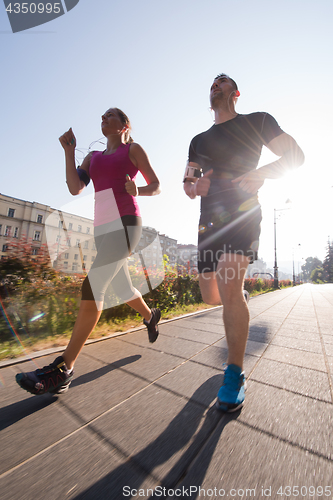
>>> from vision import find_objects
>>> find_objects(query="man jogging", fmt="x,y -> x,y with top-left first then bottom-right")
183,73 -> 304,412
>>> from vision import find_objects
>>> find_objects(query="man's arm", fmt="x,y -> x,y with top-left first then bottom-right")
183,162 -> 213,198
258,132 -> 305,179
232,132 -> 305,194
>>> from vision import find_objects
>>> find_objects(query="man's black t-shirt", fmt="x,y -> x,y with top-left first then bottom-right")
188,112 -> 284,221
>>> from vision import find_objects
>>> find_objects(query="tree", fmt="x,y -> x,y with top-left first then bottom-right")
301,257 -> 323,282
310,267 -> 324,283
0,238 -> 55,296
323,241 -> 333,283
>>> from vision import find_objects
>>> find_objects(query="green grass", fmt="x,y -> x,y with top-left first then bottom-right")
0,302 -> 216,362
0,284 -> 296,362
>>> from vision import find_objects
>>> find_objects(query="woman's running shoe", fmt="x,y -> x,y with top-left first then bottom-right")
15,356 -> 73,395
143,308 -> 161,343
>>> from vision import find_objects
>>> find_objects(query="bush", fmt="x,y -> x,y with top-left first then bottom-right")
0,249 -> 203,345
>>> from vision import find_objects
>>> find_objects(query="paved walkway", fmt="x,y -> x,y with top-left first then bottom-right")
1,283 -> 333,500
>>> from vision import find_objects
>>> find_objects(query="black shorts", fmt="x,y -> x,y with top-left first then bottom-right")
197,204 -> 262,274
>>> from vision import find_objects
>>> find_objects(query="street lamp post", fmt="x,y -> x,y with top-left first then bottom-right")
273,208 -> 279,289
273,200 -> 292,290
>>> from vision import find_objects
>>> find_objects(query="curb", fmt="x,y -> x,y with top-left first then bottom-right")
0,305 -> 223,368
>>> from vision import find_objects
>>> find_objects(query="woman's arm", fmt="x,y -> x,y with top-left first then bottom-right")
127,143 -> 160,196
59,128 -> 91,196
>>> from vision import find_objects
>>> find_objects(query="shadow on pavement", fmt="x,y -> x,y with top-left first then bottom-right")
73,375 -> 241,500
247,324 -> 271,344
70,355 -> 142,389
164,412 -> 240,499
0,395 -> 57,432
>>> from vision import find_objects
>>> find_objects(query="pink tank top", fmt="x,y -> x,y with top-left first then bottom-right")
89,144 -> 141,226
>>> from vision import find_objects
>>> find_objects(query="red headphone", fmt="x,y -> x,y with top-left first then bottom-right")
235,90 -> 240,97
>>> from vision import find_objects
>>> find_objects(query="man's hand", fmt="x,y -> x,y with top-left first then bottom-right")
195,168 -> 213,197
125,174 -> 139,196
232,170 -> 264,194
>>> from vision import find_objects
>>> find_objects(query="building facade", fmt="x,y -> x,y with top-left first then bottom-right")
177,244 -> 198,273
1,194 -> 180,275
0,194 -> 96,273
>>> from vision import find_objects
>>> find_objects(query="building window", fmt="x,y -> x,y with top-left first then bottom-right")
74,254 -> 79,260
5,226 -> 11,237
37,214 -> 43,224
68,223 -> 73,231
64,253 -> 69,259
8,208 -> 15,218
34,231 -> 41,241
86,227 -> 90,234
76,239 -> 80,247
92,242 -> 96,251
91,255 -> 95,262
59,220 -> 63,228
83,255 -> 87,261
78,225 -> 82,232
63,261 -> 68,269
2,244 -> 8,252
72,263 -> 78,271
32,248 -> 39,255
66,238 -> 71,247
84,241 -> 89,249
56,235 -> 61,243
13,227 -> 19,238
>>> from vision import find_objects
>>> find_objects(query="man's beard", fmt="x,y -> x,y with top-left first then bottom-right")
210,91 -> 225,110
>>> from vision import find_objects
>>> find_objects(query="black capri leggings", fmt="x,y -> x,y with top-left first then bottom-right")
81,216 -> 142,306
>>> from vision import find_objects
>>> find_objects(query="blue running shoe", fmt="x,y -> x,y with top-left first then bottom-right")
216,364 -> 246,412
16,356 -> 73,396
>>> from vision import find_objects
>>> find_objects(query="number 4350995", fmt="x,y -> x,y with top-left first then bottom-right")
6,3 -> 61,14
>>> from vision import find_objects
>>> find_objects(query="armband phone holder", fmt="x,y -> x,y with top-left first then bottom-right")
183,165 -> 202,182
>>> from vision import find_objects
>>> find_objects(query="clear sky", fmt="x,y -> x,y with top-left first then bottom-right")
1,0 -> 333,271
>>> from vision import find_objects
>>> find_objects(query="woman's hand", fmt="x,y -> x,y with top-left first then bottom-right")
59,128 -> 76,152
125,175 -> 139,196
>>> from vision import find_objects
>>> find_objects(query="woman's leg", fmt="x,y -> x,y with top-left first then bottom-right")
15,218 -> 159,395
62,299 -> 103,370
126,296 -> 151,321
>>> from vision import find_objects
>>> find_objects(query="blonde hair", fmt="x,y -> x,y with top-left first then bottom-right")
114,107 -> 133,144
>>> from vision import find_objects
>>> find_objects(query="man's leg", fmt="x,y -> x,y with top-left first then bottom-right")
199,272 -> 222,306
215,253 -> 250,370
206,253 -> 250,412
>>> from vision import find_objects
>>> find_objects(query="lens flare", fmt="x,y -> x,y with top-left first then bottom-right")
0,297 -> 38,367
29,312 -> 46,323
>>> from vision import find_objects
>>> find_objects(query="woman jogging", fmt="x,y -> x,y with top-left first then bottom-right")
16,107 -> 161,395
